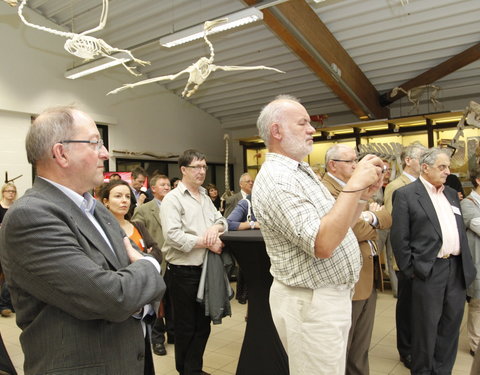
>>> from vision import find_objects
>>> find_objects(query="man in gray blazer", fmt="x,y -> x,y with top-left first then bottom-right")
0,106 -> 165,375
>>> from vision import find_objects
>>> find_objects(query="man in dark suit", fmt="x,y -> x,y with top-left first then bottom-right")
391,147 -> 476,374
0,106 -> 165,375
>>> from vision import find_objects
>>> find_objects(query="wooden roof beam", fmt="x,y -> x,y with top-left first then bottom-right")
245,0 -> 389,119
381,42 -> 480,106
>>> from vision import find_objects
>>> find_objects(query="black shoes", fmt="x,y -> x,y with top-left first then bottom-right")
471,349 -> 476,357
400,354 -> 412,369
152,343 -> 167,356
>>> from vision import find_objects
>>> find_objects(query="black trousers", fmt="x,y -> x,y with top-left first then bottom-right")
411,256 -> 465,375
170,265 -> 211,375
151,268 -> 175,345
396,270 -> 412,360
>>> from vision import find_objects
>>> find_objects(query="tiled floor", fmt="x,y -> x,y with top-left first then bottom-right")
0,290 -> 475,375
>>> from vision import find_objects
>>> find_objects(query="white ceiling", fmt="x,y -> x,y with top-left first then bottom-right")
19,0 -> 480,131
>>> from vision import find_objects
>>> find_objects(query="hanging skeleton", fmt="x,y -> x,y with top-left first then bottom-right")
220,134 -> 234,213
107,18 -> 284,97
390,85 -> 442,113
18,0 -> 149,77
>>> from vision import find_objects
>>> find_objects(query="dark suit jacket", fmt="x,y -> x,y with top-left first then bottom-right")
391,178 -> 476,287
0,178 -> 165,375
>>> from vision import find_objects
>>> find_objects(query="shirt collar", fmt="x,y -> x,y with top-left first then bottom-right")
420,175 -> 445,194
39,176 -> 97,214
266,152 -> 310,171
326,172 -> 347,187
470,190 -> 480,205
177,181 -> 207,196
403,171 -> 417,182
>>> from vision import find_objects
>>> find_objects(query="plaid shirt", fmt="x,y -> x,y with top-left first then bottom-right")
252,153 -> 361,289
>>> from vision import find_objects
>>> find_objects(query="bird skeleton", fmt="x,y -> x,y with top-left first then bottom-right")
18,0 -> 149,77
108,18 -> 285,97
390,85 -> 442,113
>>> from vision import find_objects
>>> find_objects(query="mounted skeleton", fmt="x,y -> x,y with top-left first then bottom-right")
390,85 -> 442,113
220,134 -> 233,212
450,101 -> 480,154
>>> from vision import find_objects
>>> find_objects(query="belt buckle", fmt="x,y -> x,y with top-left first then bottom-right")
442,254 -> 451,259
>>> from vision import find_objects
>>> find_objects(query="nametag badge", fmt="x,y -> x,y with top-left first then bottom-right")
451,205 -> 461,215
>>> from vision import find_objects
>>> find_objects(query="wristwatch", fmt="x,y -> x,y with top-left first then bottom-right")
249,221 -> 256,230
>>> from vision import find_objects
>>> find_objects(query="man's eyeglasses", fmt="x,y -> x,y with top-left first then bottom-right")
60,139 -> 104,152
332,159 -> 358,164
185,165 -> 208,172
3,190 -> 16,194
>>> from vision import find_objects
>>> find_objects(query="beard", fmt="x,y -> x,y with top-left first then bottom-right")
281,130 -> 312,161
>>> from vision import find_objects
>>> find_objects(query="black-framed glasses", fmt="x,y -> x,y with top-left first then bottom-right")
185,165 -> 208,172
60,139 -> 104,152
332,159 -> 358,164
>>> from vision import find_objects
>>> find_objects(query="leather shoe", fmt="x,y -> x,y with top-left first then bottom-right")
400,354 -> 412,369
152,343 -> 167,356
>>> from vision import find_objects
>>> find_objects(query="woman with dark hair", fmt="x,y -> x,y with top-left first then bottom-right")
100,180 -> 162,259
100,179 -> 162,375
206,183 -> 222,212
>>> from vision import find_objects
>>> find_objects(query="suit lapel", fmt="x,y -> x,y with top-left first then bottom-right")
34,179 -> 125,270
150,202 -> 161,227
93,205 -> 129,269
415,179 -> 442,239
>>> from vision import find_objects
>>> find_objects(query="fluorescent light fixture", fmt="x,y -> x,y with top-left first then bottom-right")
64,52 -> 132,79
159,8 -> 263,48
313,0 -> 327,2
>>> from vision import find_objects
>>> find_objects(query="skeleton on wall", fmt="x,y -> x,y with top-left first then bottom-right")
108,18 -> 285,97
450,101 -> 480,151
390,84 -> 442,113
18,0 -> 149,76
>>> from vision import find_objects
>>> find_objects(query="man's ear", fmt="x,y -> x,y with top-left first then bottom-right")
51,143 -> 69,167
271,123 -> 282,141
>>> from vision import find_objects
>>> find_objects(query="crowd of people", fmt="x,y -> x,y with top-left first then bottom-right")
0,99 -> 479,375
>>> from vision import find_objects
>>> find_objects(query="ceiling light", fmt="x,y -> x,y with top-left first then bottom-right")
159,8 -> 263,48
65,52 -> 132,79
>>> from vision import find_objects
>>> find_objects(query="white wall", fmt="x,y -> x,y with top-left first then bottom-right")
0,4 -> 227,196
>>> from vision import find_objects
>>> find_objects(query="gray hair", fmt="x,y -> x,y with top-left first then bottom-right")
256,94 -> 301,147
420,147 -> 450,166
239,172 -> 250,185
401,142 -> 427,168
325,144 -> 354,167
26,106 -> 78,165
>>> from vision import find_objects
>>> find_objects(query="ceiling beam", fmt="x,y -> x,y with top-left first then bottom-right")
244,0 -> 389,119
381,42 -> 480,106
